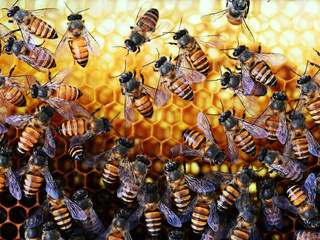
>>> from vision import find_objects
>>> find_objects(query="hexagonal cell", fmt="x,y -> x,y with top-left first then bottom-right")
193,90 -> 212,110
152,122 -> 171,141
0,190 -> 17,208
281,215 -> 294,234
133,121 -> 151,140
66,172 -> 84,190
0,206 -> 7,224
19,196 -> 37,208
182,105 -> 200,126
78,85 -> 94,105
55,137 -> 66,157
86,172 -> 103,190
142,138 -> 160,157
9,206 -> 26,224
161,105 -> 182,125
96,85 -> 114,105
161,139 -> 179,158
1,223 -> 17,240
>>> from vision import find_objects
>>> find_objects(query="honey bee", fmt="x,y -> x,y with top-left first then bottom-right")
72,190 -> 104,237
168,229 -> 185,240
68,145 -> 85,161
164,161 -> 216,212
119,70 -> 157,125
0,146 -> 22,200
273,173 -> 320,229
170,112 -> 225,166
55,4 -> 101,68
153,55 -> 206,108
294,230 -> 320,240
258,148 -> 307,182
6,105 -> 56,158
217,110 -> 267,163
0,24 -> 56,72
24,218 -> 40,240
29,68 -> 82,121
205,166 -> 255,212
259,178 -> 283,231
127,182 -> 181,237
41,221 -> 63,240
14,146 -> 58,199
82,137 -> 134,186
284,111 -> 320,162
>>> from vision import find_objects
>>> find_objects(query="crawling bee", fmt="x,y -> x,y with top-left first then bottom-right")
41,221 -> 63,240
294,230 -> 320,240
24,218 -> 41,240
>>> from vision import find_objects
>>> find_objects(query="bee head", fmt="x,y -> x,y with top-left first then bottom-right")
42,221 -> 56,232
118,137 -> 135,148
272,91 -> 287,101
30,84 -> 39,98
221,72 -> 231,86
101,118 -> 111,132
136,155 -> 151,166
4,38 -> 15,52
219,110 -> 231,123
68,13 -> 82,21
119,72 -> 133,83
72,189 -> 88,201
297,75 -> 312,85
124,39 -> 137,52
155,56 -> 167,68
173,29 -> 187,40
260,178 -> 273,189
41,106 -> 54,118
164,161 -> 179,173
243,166 -> 256,180
7,6 -> 20,18
257,147 -> 269,162
233,45 -> 247,57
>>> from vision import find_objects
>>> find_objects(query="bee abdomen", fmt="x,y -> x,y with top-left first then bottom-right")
57,119 -> 88,137
68,145 -> 84,161
292,136 -> 309,162
103,161 -> 119,185
265,115 -> 279,143
145,209 -> 162,236
287,185 -> 307,207
109,232 -> 124,240
285,163 -> 303,182
231,226 -> 249,240
234,129 -> 256,156
3,86 -> 26,107
307,99 -> 320,125
120,184 -> 138,204
218,184 -> 239,211
295,230 -> 320,240
170,79 -> 194,101
189,45 -> 210,76
250,61 -> 277,86
133,94 -> 153,118
54,86 -> 82,101
191,203 -> 210,234
28,15 -> 58,39
173,183 -> 191,212
23,171 -> 44,197
0,172 -> 6,192
137,8 -> 159,32
69,37 -> 89,68
17,126 -> 41,155
28,47 -> 56,69
51,204 -> 72,231
182,129 -> 206,150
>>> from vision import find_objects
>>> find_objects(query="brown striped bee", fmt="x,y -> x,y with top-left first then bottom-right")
41,221 -> 63,240
6,105 -> 56,157
14,146 -> 58,199
168,229 -> 185,240
164,161 -> 216,212
258,148 -> 307,182
171,112 -> 225,166
294,230 -> 320,240
55,4 -> 101,68
259,178 -> 283,231
72,190 -> 104,237
217,110 -> 267,163
0,24 -> 56,72
153,55 -> 206,108
68,145 -> 85,161
273,173 -> 320,229
0,146 -> 21,200
24,218 -> 41,240
127,182 -> 181,237
29,68 -> 82,121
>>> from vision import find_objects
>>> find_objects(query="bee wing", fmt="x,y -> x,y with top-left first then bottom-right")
17,47 -> 53,72
124,233 -> 133,240
200,9 -> 228,23
235,89 -> 259,117
68,101 -> 92,118
261,206 -> 273,231
30,8 -> 61,19
179,195 -> 198,223
176,54 -> 206,84
15,21 -> 37,50
170,144 -> 203,158
276,112 -> 288,144
185,175 -> 216,193
13,162 -> 30,181
283,134 -> 293,157
235,190 -> 250,211
154,77 -> 170,108
0,123 -> 7,134
194,34 -> 227,48
82,27 -> 101,56
44,125 -> 56,158
141,84 -> 157,99
5,168 -> 22,200
159,202 -> 182,227
302,173 -> 317,205
208,201 -> 219,232
43,166 -> 59,199
119,159 -> 134,182
45,68 -> 72,88
124,93 -> 137,125
269,163 -> 285,173
88,208 -> 104,234
26,199 -> 49,228
6,114 -> 33,128
127,206 -> 144,231
312,70 -> 320,88
0,23 -> 13,38
239,120 -> 268,138
306,129 -> 320,157
240,65 -> 255,94
70,131 -> 95,148
240,18 -> 255,42
256,53 -> 287,66
248,226 -> 262,240
197,112 -> 215,143
226,131 -> 240,163
5,75 -> 34,91
64,196 -> 87,220
272,196 -> 299,215
279,155 -> 307,172
205,171 -> 234,185
55,29 -> 73,59
148,19 -> 174,41
82,150 -> 111,168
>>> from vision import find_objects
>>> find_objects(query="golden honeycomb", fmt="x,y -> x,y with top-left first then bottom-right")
0,0 -> 320,239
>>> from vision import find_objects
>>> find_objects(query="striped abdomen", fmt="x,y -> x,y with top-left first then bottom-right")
172,182 -> 191,212
0,171 -> 6,192
292,135 -> 309,162
27,15 -> 58,39
119,183 -> 139,204
217,183 -> 240,211
137,8 -> 159,32
247,80 -> 267,96
23,45 -> 56,70
68,145 -> 84,161
133,93 -> 153,118
53,86 -> 82,101
284,161 -> 304,182
69,37 -> 89,68
82,208 -> 104,235
230,225 -> 250,240
295,230 -> 320,240
287,185 -> 307,207
3,85 -> 26,107
17,126 -> 41,155
169,78 -> 194,101
191,202 -> 210,234
250,61 -> 277,86
57,118 -> 88,137
233,128 -> 256,156
145,209 -> 162,236
306,97 -> 320,125
103,160 -> 119,185
188,42 -> 209,76
50,203 -> 72,231
23,171 -> 44,197
182,129 -> 206,150
108,232 -> 124,240
265,115 -> 279,143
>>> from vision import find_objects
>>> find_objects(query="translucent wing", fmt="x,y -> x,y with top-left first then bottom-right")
44,166 -> 59,199
88,208 -> 104,234
83,27 -> 101,56
283,134 -> 293,157
197,112 -> 215,143
272,196 -> 299,215
15,20 -> 37,50
55,29 -> 73,59
0,23 -> 13,38
141,84 -> 157,99
269,163 -> 285,173
240,65 -> 254,94
44,125 -> 56,158
256,53 -> 287,66
302,173 -> 317,205
118,159 -> 134,182
179,196 -> 198,223
208,201 -> 219,232
205,171 -> 234,185
176,55 -> 206,84
154,77 -> 170,108
5,168 -> 22,200
160,202 -> 182,227
47,98 -> 74,121
0,123 -> 7,134
235,190 -> 250,211
124,93 -> 137,125
6,114 -> 33,128
279,155 -> 307,172
64,196 -> 87,220
240,18 -> 255,42
26,199 -> 49,228
306,130 -> 320,157
127,206 -> 144,230
82,150 -> 111,168
185,175 -> 216,193
239,120 -> 268,138
276,112 -> 288,144
124,232 -> 133,240
194,35 -> 226,48
70,131 -> 95,148
201,9 -> 228,23
226,131 -> 240,163
45,68 -> 72,88
170,144 -> 203,158
261,206 -> 273,231
68,101 -> 92,118
5,75 -> 33,91
30,8 -> 61,19
13,162 -> 30,181
235,89 -> 259,117
161,184 -> 172,208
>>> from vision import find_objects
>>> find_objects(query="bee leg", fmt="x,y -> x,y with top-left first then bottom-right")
153,67 -> 159,72
36,40 -> 46,47
310,61 -> 320,69
242,112 -> 246,120
136,47 -> 141,54
313,48 -> 320,57
140,72 -> 145,84
258,43 -> 261,53
167,42 -> 177,45
8,20 -> 13,23
9,65 -> 16,77
225,53 -> 237,60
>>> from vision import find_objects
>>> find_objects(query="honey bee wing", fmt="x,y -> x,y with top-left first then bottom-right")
6,114 -> 33,128
312,70 -> 320,88
64,196 -> 87,220
6,168 -> 22,200
279,155 -> 307,172
45,68 -> 72,88
235,90 -> 259,117
240,18 -> 255,42
161,184 -> 173,208
272,196 -> 299,214
124,93 -> 137,125
82,27 -> 101,56
208,201 -> 219,232
82,150 -> 111,168
302,173 -> 317,205
70,132 -> 96,149
195,35 -> 227,48
55,29 -> 73,59
239,120 -> 268,138
276,112 -> 288,144
200,9 -> 228,23
170,145 -> 203,158
0,123 -> 7,134
306,130 -> 320,157
149,19 -> 174,39
205,171 -> 233,186
179,196 -> 198,223
17,47 -> 51,72
26,199 -> 49,228
44,125 -> 56,158
13,162 -> 30,181
248,226 -> 262,240
127,206 -> 144,230
43,166 -> 59,199
176,55 -> 206,84
5,75 -> 32,91
235,190 -> 250,211
68,101 -> 92,118
226,131 -> 240,163
47,98 -> 75,121
154,77 -> 170,108
97,224 -> 112,240
256,53 -> 287,66
124,233 -> 133,240
160,202 -> 182,227
240,66 -> 254,94
15,21 -> 37,50
30,8 -> 61,19
198,112 -> 215,143
185,175 -> 216,193
88,208 -> 104,234
141,84 -> 157,99
119,158 -> 134,181
0,23 -> 13,37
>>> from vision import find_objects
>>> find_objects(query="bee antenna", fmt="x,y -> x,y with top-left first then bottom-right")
77,8 -> 90,14
220,99 -> 224,112
110,111 -> 120,124
142,60 -> 156,68
111,126 -> 121,136
2,8 -> 9,10
157,156 -> 166,163
124,122 -> 127,137
288,67 -> 301,77
218,61 -> 223,77
206,113 -> 220,116
303,60 -> 310,75
220,47 -> 234,51
207,79 -> 221,82
178,16 -> 183,30
64,2 -> 74,14
236,37 -> 239,46
112,45 -> 127,50
156,48 -> 160,59
139,141 -> 144,155
91,107 -> 102,116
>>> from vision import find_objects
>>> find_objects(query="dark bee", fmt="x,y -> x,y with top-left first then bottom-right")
6,105 -> 56,157
171,112 -> 225,166
273,173 -> 320,229
218,110 -> 267,163
0,146 -> 21,200
168,229 -> 185,240
294,230 -> 320,240
153,55 -> 205,108
0,24 -> 56,72
55,4 -> 101,68
164,161 -> 215,212
29,68 -> 82,121
127,182 -> 181,237
24,218 -> 40,240
41,221 -> 62,240
205,166 -> 255,212
258,148 -> 307,182
68,145 -> 85,161
72,190 -> 104,237
259,178 -> 283,231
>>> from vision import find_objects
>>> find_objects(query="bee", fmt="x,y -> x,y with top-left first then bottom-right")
294,230 -> 320,240
0,146 -> 22,200
153,55 -> 206,108
72,190 -> 104,237
164,161 -> 216,212
6,105 -> 56,157
41,221 -> 63,240
257,148 -> 307,182
127,182 -> 181,237
68,145 -> 85,161
82,137 -> 134,186
217,110 -> 267,163
24,218 -> 40,240
259,178 -> 283,231
205,166 -> 256,212
55,4 -> 101,68
226,44 -> 287,93
170,112 -> 225,166
0,24 -> 56,72
284,111 -> 320,162
119,70 -> 157,125
273,173 -> 320,229
201,0 -> 254,41
168,229 -> 185,240
29,68 -> 82,121
14,146 -> 58,199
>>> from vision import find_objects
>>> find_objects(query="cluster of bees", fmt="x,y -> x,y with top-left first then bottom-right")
0,0 -> 320,239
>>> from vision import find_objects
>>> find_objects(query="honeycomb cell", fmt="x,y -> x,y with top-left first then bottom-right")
66,172 -> 84,190
142,137 -> 160,157
19,196 -> 37,208
57,155 -> 74,173
0,206 -> 7,224
95,85 -> 114,105
1,223 -> 17,240
86,172 -> 103,190
152,121 -> 171,141
9,206 -> 26,224
0,190 -> 17,208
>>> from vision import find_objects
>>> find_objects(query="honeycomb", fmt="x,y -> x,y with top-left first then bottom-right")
0,0 -> 320,239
